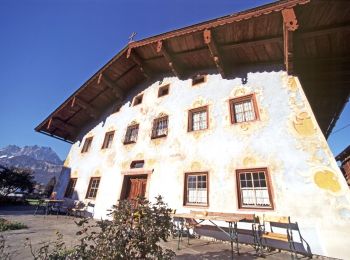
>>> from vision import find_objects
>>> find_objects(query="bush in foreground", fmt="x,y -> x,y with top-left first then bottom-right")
27,196 -> 175,259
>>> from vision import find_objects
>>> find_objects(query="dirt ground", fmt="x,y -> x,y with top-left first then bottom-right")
0,205 -> 328,260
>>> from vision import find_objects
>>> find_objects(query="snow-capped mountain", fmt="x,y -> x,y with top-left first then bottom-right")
0,145 -> 63,184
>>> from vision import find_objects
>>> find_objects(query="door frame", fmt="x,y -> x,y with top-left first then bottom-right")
119,169 -> 153,201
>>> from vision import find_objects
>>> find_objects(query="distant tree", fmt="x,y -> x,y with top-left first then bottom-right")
0,165 -> 35,197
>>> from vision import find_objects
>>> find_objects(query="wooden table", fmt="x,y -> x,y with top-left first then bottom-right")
172,213 -> 245,259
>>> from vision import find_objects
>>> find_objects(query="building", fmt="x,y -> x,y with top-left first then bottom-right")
35,0 -> 350,258
336,145 -> 350,186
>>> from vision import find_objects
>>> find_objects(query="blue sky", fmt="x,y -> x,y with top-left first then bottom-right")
0,0 -> 349,160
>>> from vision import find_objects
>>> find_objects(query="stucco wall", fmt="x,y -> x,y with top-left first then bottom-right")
57,71 -> 350,259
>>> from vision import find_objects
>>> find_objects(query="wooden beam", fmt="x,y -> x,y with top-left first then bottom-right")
222,36 -> 283,51
71,97 -> 98,119
156,40 -> 184,79
47,117 -> 77,133
282,8 -> 298,75
126,48 -> 151,79
203,29 -> 227,78
298,23 -> 350,39
97,73 -> 124,99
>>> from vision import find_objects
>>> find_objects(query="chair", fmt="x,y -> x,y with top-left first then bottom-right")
70,201 -> 86,217
259,215 -> 312,258
70,201 -> 95,218
58,199 -> 75,217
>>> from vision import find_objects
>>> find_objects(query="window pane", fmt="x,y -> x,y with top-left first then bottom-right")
238,170 -> 271,208
153,117 -> 168,137
259,172 -> 266,179
232,97 -> 256,123
192,110 -> 207,130
186,173 -> 208,205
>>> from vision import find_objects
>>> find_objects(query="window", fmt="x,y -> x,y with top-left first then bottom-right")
130,160 -> 145,169
192,74 -> 206,86
158,84 -> 169,97
64,178 -> 77,198
230,94 -> 259,124
133,94 -> 143,106
188,106 -> 208,131
86,177 -> 101,199
184,172 -> 208,206
101,131 -> 115,149
236,168 -> 273,209
124,124 -> 139,144
81,137 -> 93,153
151,116 -> 168,139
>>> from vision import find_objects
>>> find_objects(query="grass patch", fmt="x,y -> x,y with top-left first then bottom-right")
0,218 -> 27,232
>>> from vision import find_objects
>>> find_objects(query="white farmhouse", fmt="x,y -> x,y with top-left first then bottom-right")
36,0 -> 350,258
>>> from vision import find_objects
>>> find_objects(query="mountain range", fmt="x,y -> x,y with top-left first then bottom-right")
0,145 -> 63,185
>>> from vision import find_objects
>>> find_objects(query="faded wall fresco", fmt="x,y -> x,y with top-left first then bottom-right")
56,71 -> 350,259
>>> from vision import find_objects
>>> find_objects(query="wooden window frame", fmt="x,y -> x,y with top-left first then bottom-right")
184,172 -> 209,207
101,131 -> 115,149
81,137 -> 93,153
151,116 -> 168,139
133,94 -> 143,106
158,84 -> 170,97
124,124 -> 139,144
229,93 -> 259,124
64,178 -> 77,198
85,177 -> 101,199
188,106 -> 209,132
192,74 -> 206,86
236,168 -> 274,210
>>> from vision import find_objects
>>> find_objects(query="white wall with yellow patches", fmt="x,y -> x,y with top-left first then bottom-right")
56,71 -> 350,259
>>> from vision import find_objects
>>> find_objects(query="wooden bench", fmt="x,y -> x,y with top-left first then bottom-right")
259,215 -> 312,258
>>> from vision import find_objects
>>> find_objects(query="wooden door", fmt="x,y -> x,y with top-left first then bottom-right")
126,177 -> 147,200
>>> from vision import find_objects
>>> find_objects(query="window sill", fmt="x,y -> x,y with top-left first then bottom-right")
231,119 -> 259,125
238,206 -> 273,211
183,204 -> 209,208
123,141 -> 136,145
151,134 -> 167,140
187,128 -> 209,133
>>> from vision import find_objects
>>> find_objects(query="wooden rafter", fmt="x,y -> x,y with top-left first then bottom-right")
203,29 -> 227,78
97,73 -> 124,99
156,40 -> 184,79
126,48 -> 151,79
71,97 -> 98,119
282,8 -> 298,75
47,117 -> 77,134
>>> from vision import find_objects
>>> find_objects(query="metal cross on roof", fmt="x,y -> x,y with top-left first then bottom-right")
128,32 -> 137,43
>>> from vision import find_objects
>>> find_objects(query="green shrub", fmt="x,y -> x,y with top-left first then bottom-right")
27,196 -> 175,259
0,218 -> 27,232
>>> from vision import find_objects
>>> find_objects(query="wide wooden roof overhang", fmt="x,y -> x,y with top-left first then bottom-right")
35,0 -> 350,143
